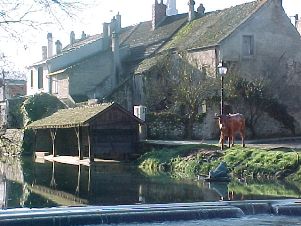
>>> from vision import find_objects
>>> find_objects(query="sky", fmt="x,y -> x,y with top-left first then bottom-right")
1,0 -> 300,71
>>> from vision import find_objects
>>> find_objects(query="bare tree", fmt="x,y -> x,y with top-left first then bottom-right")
171,53 -> 218,139
0,0 -> 91,77
0,0 -> 86,39
150,52 -> 218,139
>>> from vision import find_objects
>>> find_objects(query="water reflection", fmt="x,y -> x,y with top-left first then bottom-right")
207,182 -> 229,201
0,174 -> 7,208
0,156 -> 301,209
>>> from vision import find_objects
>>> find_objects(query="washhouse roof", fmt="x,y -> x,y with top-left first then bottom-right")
27,102 -> 143,129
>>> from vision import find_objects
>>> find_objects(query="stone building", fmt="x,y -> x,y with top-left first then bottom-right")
27,0 -> 301,138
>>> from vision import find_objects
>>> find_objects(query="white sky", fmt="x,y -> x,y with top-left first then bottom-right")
2,0 -> 301,70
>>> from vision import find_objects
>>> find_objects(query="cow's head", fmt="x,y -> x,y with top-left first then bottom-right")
215,114 -> 228,134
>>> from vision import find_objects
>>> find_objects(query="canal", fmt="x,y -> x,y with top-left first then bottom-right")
1,156 -> 301,209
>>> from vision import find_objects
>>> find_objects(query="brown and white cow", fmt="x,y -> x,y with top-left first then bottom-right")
216,113 -> 246,150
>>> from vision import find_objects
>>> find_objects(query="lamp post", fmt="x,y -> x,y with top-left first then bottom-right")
218,62 -> 228,115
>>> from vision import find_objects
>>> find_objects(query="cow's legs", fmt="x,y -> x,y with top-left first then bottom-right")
220,135 -> 224,150
240,130 -> 245,147
228,136 -> 231,148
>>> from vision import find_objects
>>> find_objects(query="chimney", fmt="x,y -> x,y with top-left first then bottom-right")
42,46 -> 47,60
188,0 -> 196,22
70,31 -> 75,45
55,40 -> 62,54
197,3 -> 205,16
47,33 -> 53,58
152,0 -> 167,30
116,12 -> 121,34
166,0 -> 178,16
295,14 -> 299,27
81,31 -> 87,39
296,18 -> 301,35
112,32 -> 121,71
109,16 -> 117,36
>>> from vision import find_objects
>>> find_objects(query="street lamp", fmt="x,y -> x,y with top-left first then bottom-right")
218,62 -> 228,115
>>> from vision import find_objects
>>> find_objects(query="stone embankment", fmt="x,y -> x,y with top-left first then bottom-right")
0,129 -> 24,156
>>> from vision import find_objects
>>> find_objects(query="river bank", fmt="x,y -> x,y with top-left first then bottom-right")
138,144 -> 301,181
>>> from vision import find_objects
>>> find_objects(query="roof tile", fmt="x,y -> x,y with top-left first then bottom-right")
162,0 -> 265,51
28,103 -> 113,129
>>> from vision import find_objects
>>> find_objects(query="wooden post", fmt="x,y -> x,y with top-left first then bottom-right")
33,129 -> 37,153
87,127 -> 94,162
75,126 -> 83,160
50,128 -> 57,157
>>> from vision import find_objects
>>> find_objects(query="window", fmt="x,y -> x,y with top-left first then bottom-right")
53,76 -> 58,94
38,67 -> 43,89
242,35 -> 254,56
30,70 -> 34,88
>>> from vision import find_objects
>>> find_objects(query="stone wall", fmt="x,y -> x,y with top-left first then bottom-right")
0,129 -> 24,156
146,113 -> 185,140
69,51 -> 114,100
187,48 -> 217,77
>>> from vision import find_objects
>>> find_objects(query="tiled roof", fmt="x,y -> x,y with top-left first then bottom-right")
62,34 -> 102,52
134,53 -> 168,74
123,14 -> 187,61
62,26 -> 135,53
162,0 -> 265,51
27,103 -> 143,129
27,103 -> 113,129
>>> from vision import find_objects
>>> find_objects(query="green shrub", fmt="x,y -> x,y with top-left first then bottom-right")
22,93 -> 65,126
21,93 -> 65,155
8,97 -> 24,128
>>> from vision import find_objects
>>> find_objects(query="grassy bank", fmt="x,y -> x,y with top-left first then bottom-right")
138,144 -> 301,181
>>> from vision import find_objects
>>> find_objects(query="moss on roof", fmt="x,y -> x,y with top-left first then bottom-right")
134,53 -> 169,74
122,14 -> 187,61
162,0 -> 265,51
27,103 -> 113,129
123,14 -> 187,48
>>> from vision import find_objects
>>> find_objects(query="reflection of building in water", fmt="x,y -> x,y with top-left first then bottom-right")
0,157 -> 26,209
27,185 -> 88,206
75,164 -> 81,195
208,182 -> 229,201
30,161 -> 89,206
50,162 -> 57,189
0,157 -> 24,183
138,184 -> 145,203
0,174 -> 7,209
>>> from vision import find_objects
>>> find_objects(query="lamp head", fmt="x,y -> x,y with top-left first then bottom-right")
218,61 -> 228,76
